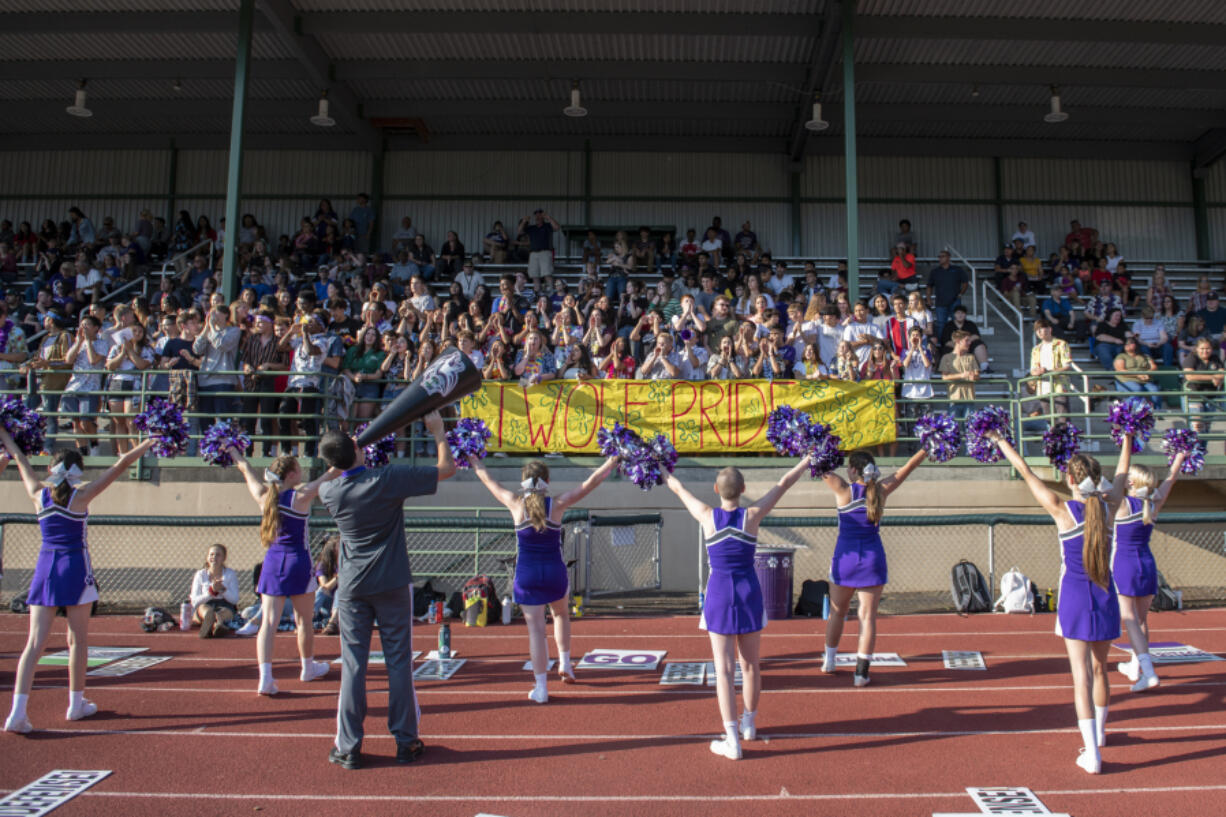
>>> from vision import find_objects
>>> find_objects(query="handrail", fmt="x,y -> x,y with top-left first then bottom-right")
944,244 -> 979,321
980,279 -> 1025,372
158,238 -> 214,279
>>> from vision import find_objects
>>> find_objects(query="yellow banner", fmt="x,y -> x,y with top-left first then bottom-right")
459,379 -> 896,454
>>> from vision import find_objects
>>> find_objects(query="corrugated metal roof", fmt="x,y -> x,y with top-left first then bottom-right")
295,1 -> 825,12
0,31 -> 295,61
0,78 -> 316,101
856,119 -> 1196,141
857,0 -> 1226,24
0,1 -> 237,10
348,77 -> 798,103
316,31 -> 813,62
850,82 -> 1226,110
426,115 -> 790,137
856,38 -> 1226,71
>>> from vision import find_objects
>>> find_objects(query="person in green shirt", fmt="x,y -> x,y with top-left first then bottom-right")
343,326 -> 387,421
1113,336 -> 1160,409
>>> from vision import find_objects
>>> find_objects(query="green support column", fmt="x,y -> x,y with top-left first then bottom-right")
221,0 -> 255,302
1192,166 -> 1211,261
842,0 -> 859,296
790,168 -> 802,256
165,138 -> 178,225
370,138 -> 385,255
583,139 -> 593,227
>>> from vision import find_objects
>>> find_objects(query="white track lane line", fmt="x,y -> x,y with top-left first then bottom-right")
0,785 -> 1221,804
33,722 -> 1226,741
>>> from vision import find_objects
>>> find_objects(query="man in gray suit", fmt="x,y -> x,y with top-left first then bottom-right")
317,411 -> 456,769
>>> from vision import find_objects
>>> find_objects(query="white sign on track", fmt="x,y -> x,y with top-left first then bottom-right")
413,659 -> 465,681
660,662 -> 707,685
0,770 -> 111,817
576,649 -> 666,671
704,662 -> 743,687
965,787 -> 1050,814
834,652 -> 907,667
39,646 -> 146,667
87,655 -> 172,677
943,650 -> 987,670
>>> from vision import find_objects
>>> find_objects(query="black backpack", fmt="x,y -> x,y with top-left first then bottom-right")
413,580 -> 446,618
951,560 -> 992,614
794,579 -> 830,617
1152,571 -> 1179,612
1030,581 -> 1050,613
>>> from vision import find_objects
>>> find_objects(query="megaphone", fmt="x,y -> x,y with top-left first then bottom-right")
355,348 -> 482,446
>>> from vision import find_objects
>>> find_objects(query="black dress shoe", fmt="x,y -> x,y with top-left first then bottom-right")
329,747 -> 362,770
395,739 -> 425,764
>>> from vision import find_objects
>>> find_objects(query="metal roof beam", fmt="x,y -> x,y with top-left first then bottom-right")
857,64 -> 1226,90
254,0 -> 379,151
335,60 -> 809,83
1193,128 -> 1226,170
0,11 -> 267,33
858,15 -> 1226,46
301,11 -> 811,36
787,0 -> 842,161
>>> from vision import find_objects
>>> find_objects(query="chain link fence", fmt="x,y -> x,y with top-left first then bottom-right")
0,509 -> 663,613
697,513 -> 1226,615
582,514 -> 663,598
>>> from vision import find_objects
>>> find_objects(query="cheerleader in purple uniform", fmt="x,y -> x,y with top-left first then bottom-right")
992,433 -> 1131,774
468,456 -> 619,703
1114,456 -> 1186,692
664,459 -> 811,760
2,430 -> 154,734
819,449 -> 928,687
231,449 -> 340,696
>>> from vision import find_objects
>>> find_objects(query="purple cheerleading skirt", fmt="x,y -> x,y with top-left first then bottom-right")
27,546 -> 99,607
257,545 -> 317,597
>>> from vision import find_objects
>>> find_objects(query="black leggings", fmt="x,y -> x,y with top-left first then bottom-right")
278,387 -> 320,456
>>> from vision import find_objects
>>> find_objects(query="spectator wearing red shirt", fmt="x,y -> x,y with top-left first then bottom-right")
1064,220 -> 1098,253
890,243 -> 918,288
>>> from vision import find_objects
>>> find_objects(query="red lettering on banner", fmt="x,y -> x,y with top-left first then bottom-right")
698,382 -> 726,446
623,382 -> 648,431
563,382 -> 600,449
671,381 -> 698,441
733,381 -> 767,447
524,384 -> 565,448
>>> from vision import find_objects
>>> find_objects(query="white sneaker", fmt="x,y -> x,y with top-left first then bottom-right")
257,680 -> 279,697
821,654 -> 836,674
236,621 -> 260,637
1117,660 -> 1139,682
1131,673 -> 1160,693
66,699 -> 97,721
3,714 -> 32,734
853,673 -> 871,687
300,660 -> 330,682
709,737 -> 742,760
1076,747 -> 1101,774
528,686 -> 548,704
740,716 -> 756,742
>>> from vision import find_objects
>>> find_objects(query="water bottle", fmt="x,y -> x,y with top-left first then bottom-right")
821,594 -> 830,620
179,602 -> 192,631
698,592 -> 705,612
1045,588 -> 1054,612
438,622 -> 451,660
501,596 -> 512,625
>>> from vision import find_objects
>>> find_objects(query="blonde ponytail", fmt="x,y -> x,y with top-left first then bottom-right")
1129,465 -> 1158,526
259,456 -> 297,548
521,460 -> 551,533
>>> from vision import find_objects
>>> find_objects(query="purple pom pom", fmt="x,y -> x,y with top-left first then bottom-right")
199,420 -> 251,467
1106,397 -> 1155,452
1162,428 -> 1205,475
914,412 -> 962,463
965,405 -> 1014,464
356,422 -> 396,468
596,423 -> 677,491
0,396 -> 47,456
1042,422 -> 1082,472
447,418 -> 492,470
807,430 -> 845,478
767,405 -> 844,477
132,397 -> 189,458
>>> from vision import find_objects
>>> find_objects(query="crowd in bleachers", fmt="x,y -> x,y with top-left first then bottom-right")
0,204 -> 1222,459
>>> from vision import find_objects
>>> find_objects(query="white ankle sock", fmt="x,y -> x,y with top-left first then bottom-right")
9,693 -> 28,720
740,710 -> 756,730
259,663 -> 273,685
69,690 -> 84,710
1094,705 -> 1109,746
723,721 -> 740,746
533,672 -> 547,690
1078,718 -> 1097,753
560,651 -> 572,670
301,657 -> 314,672
824,646 -> 837,664
857,653 -> 870,661
1137,653 -> 1155,676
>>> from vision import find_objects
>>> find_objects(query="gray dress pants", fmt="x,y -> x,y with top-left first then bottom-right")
334,584 -> 419,753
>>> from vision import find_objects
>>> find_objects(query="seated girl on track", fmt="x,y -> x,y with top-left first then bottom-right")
189,544 -> 240,637
664,458 -> 811,760
818,448 -> 928,687
467,455 -> 619,704
990,432 -> 1130,774
230,448 -> 340,696
2,430 -> 155,734
1114,456 -> 1186,692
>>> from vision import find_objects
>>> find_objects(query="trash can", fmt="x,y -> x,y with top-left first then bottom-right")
754,547 -> 796,620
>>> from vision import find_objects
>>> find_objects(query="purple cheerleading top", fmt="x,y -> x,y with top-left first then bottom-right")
28,487 -> 99,608
257,488 -> 316,597
1112,495 -> 1158,597
701,506 -> 765,635
1055,499 -> 1121,642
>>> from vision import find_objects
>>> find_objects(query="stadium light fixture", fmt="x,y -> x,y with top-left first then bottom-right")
971,84 -> 980,98
563,80 -> 588,118
66,80 -> 92,118
173,78 -> 182,93
310,91 -> 336,127
1044,86 -> 1069,123
804,94 -> 829,132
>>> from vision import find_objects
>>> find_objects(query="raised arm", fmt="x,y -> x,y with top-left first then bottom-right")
468,457 -> 520,510
0,427 -> 43,503
664,472 -> 712,524
228,447 -> 268,505
880,449 -> 928,497
746,457 -> 810,524
1107,433 -> 1133,509
992,434 -> 1064,519
423,412 -> 456,481
292,466 -> 342,513
73,438 -> 156,507
554,457 -> 620,513
1151,452 -> 1186,516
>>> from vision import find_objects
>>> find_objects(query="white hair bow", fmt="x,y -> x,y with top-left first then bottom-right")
47,462 -> 84,487
1077,476 -> 1112,496
264,469 -> 283,484
861,463 -> 881,481
521,477 -> 550,495
1133,486 -> 1151,499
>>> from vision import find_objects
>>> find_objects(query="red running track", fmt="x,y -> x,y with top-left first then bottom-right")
2,609 -> 1225,817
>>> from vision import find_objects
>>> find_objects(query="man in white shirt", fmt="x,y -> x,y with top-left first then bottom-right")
765,262 -> 795,297
816,305 -> 842,368
73,257 -> 103,305
454,260 -> 483,301
637,333 -> 683,380
842,300 -> 885,365
699,228 -> 723,267
1011,221 -> 1036,249
391,217 -> 416,252
678,329 -> 708,380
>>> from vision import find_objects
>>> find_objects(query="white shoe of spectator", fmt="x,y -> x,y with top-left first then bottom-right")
236,620 -> 260,637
